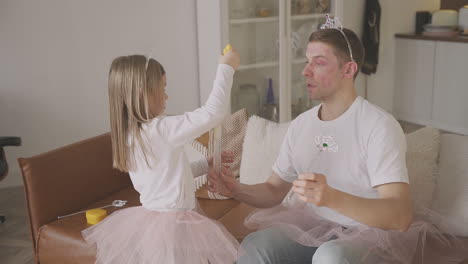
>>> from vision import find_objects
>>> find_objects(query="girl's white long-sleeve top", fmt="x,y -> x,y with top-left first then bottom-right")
128,64 -> 234,211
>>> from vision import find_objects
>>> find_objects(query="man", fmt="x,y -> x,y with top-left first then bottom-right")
209,25 -> 412,263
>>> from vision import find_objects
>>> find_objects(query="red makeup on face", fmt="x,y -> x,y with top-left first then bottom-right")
302,42 -> 343,100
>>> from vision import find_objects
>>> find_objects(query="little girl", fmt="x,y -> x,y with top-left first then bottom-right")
82,50 -> 240,264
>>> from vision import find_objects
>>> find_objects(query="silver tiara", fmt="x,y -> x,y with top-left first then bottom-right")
320,15 -> 354,62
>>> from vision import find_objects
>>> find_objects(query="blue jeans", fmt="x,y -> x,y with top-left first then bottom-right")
237,228 -> 376,264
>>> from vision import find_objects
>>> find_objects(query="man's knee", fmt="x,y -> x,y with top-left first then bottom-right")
312,240 -> 362,264
238,228 -> 286,264
239,228 -> 315,264
241,228 -> 285,252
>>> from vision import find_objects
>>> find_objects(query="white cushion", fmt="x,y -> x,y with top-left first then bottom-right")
184,142 -> 207,163
431,133 -> 468,236
405,127 -> 440,209
239,116 -> 290,184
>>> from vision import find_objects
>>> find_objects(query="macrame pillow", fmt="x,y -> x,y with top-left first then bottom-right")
194,109 -> 248,199
211,108 -> 248,179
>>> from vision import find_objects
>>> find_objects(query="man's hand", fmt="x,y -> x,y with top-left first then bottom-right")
207,165 -> 239,198
294,174 -> 413,231
207,151 -> 234,167
292,173 -> 335,207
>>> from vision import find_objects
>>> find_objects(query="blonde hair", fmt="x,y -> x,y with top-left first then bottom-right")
108,55 -> 166,172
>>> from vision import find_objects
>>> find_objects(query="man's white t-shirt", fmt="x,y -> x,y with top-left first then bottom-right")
273,96 -> 409,227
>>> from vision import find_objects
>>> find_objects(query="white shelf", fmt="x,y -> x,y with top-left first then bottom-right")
291,13 -> 330,21
230,13 -> 328,25
292,58 -> 306,65
238,61 -> 279,71
237,59 -> 305,71
230,16 -> 279,25
197,0 -> 341,122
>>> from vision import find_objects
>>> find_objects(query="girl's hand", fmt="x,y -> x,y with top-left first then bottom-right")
208,165 -> 239,198
207,151 -> 235,167
219,49 -> 240,70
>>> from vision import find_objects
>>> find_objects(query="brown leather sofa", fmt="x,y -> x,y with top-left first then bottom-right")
18,133 -> 255,264
18,133 -> 468,264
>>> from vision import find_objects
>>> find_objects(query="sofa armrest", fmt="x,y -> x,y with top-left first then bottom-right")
18,132 -> 131,253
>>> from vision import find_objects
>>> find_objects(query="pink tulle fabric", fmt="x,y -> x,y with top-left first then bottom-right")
244,198 -> 468,264
82,206 -> 239,264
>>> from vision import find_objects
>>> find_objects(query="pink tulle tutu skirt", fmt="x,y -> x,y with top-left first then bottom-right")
82,206 -> 239,264
244,199 -> 468,264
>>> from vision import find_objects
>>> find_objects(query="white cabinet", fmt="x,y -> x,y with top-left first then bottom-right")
394,36 -> 468,135
394,39 -> 435,124
197,0 -> 343,122
432,42 -> 468,133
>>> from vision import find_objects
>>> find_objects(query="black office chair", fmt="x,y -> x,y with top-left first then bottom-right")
0,136 -> 21,223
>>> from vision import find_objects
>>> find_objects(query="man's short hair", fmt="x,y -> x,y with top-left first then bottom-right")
308,28 -> 365,79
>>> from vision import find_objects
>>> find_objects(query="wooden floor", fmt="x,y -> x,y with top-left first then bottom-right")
0,186 -> 34,264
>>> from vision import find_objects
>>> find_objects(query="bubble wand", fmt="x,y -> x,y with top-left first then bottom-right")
207,44 -> 233,199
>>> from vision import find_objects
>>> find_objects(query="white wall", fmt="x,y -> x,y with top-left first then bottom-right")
343,0 -> 440,112
342,0 -> 366,97
0,0 -> 199,188
366,0 -> 440,113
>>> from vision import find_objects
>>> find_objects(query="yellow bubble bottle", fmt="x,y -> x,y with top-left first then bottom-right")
86,209 -> 107,225
223,44 -> 232,55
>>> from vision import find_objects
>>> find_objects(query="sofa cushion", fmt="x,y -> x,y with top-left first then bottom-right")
405,127 -> 440,209
18,133 -> 132,257
432,133 -> 468,237
218,203 -> 256,242
215,108 -> 248,179
196,109 -> 248,199
37,186 -> 239,264
239,115 -> 290,185
37,187 -> 139,264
